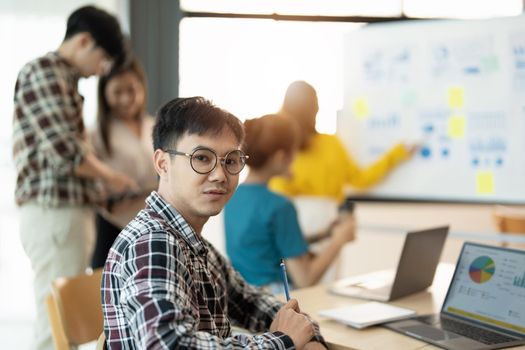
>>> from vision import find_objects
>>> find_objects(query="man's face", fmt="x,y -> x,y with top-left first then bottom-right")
296,96 -> 319,149
161,128 -> 241,227
76,38 -> 113,77
302,95 -> 319,134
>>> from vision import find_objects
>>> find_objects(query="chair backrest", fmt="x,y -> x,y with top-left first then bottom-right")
46,268 -> 104,350
493,206 -> 525,233
96,331 -> 106,350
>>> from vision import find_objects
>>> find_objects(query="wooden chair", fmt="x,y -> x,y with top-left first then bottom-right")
46,268 -> 104,350
96,332 -> 106,350
493,205 -> 525,247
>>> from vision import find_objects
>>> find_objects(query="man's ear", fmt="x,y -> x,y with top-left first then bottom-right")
76,32 -> 94,50
153,149 -> 168,179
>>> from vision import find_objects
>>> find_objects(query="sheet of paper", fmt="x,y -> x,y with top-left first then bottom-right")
319,302 -> 416,329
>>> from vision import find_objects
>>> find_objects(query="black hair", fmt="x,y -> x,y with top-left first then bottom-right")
64,5 -> 125,63
152,97 -> 244,151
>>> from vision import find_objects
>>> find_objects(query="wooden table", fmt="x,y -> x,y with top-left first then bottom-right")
289,264 -> 525,350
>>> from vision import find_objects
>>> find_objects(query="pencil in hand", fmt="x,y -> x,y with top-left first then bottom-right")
280,258 -> 291,301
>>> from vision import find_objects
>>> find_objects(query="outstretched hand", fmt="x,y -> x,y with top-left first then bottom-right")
404,142 -> 421,156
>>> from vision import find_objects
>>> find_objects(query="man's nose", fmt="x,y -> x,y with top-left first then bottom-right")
208,159 -> 228,181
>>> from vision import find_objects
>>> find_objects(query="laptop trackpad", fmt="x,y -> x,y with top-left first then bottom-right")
402,325 -> 461,341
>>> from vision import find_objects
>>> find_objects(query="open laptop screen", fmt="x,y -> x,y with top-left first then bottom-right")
442,243 -> 525,336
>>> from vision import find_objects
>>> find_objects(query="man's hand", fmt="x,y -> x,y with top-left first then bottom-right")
75,152 -> 139,194
404,142 -> 421,156
105,170 -> 139,194
270,299 -> 314,350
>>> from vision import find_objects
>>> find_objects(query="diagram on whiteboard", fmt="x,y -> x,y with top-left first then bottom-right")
339,16 -> 525,203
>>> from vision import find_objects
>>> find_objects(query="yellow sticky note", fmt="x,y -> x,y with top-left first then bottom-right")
447,115 -> 466,139
352,97 -> 369,119
476,171 -> 494,194
448,87 -> 464,109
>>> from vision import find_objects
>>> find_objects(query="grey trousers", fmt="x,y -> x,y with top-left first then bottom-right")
19,203 -> 94,350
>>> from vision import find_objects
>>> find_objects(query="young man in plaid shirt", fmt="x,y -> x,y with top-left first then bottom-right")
12,6 -> 136,350
101,97 -> 327,350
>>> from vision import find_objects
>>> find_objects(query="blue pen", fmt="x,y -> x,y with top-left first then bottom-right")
280,259 -> 291,301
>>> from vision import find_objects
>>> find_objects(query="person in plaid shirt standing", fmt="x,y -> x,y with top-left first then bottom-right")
101,96 -> 328,350
12,6 -> 137,350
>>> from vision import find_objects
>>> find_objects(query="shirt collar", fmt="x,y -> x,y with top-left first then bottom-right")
145,191 -> 208,255
50,51 -> 81,82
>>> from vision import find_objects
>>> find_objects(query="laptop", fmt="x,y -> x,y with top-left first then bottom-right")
329,226 -> 449,301
384,243 -> 525,350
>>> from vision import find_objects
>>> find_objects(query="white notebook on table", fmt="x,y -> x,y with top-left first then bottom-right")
319,302 -> 416,329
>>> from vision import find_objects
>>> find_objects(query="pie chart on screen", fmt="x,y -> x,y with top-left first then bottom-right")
469,256 -> 495,284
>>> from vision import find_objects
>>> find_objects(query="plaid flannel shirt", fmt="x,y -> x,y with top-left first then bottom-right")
102,191 -> 326,349
12,51 -> 98,207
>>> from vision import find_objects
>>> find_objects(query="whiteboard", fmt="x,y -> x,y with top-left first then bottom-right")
338,15 -> 525,204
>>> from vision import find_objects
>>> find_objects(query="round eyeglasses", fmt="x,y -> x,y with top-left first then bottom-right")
164,147 -> 249,175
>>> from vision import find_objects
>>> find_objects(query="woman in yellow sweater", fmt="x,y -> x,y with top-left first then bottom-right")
269,80 -> 416,202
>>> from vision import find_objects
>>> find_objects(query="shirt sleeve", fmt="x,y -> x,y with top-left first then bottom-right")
345,141 -> 410,190
14,64 -> 87,175
222,253 -> 327,349
272,200 -> 309,259
120,233 -> 295,350
222,255 -> 282,329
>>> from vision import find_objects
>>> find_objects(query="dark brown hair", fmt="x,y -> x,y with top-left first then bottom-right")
243,114 -> 298,169
96,56 -> 147,156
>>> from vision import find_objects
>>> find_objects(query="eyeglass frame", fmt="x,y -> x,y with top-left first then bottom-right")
163,146 -> 249,175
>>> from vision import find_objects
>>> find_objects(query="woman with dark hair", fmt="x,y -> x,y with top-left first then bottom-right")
90,56 -> 158,268
224,114 -> 355,292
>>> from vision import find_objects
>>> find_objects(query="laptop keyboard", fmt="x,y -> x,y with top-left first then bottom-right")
420,315 -> 516,345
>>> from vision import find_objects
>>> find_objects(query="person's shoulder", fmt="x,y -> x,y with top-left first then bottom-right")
315,133 -> 341,144
143,114 -> 156,125
112,209 -> 172,256
88,124 -> 102,144
143,114 -> 156,122
313,133 -> 347,152
239,184 -> 282,200
266,188 -> 295,210
141,114 -> 156,133
17,52 -> 66,88
108,209 -> 192,282
19,52 -> 59,74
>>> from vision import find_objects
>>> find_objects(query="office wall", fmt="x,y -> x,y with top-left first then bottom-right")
129,0 -> 181,114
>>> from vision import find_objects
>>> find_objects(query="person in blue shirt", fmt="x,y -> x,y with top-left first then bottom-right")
225,114 -> 355,290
